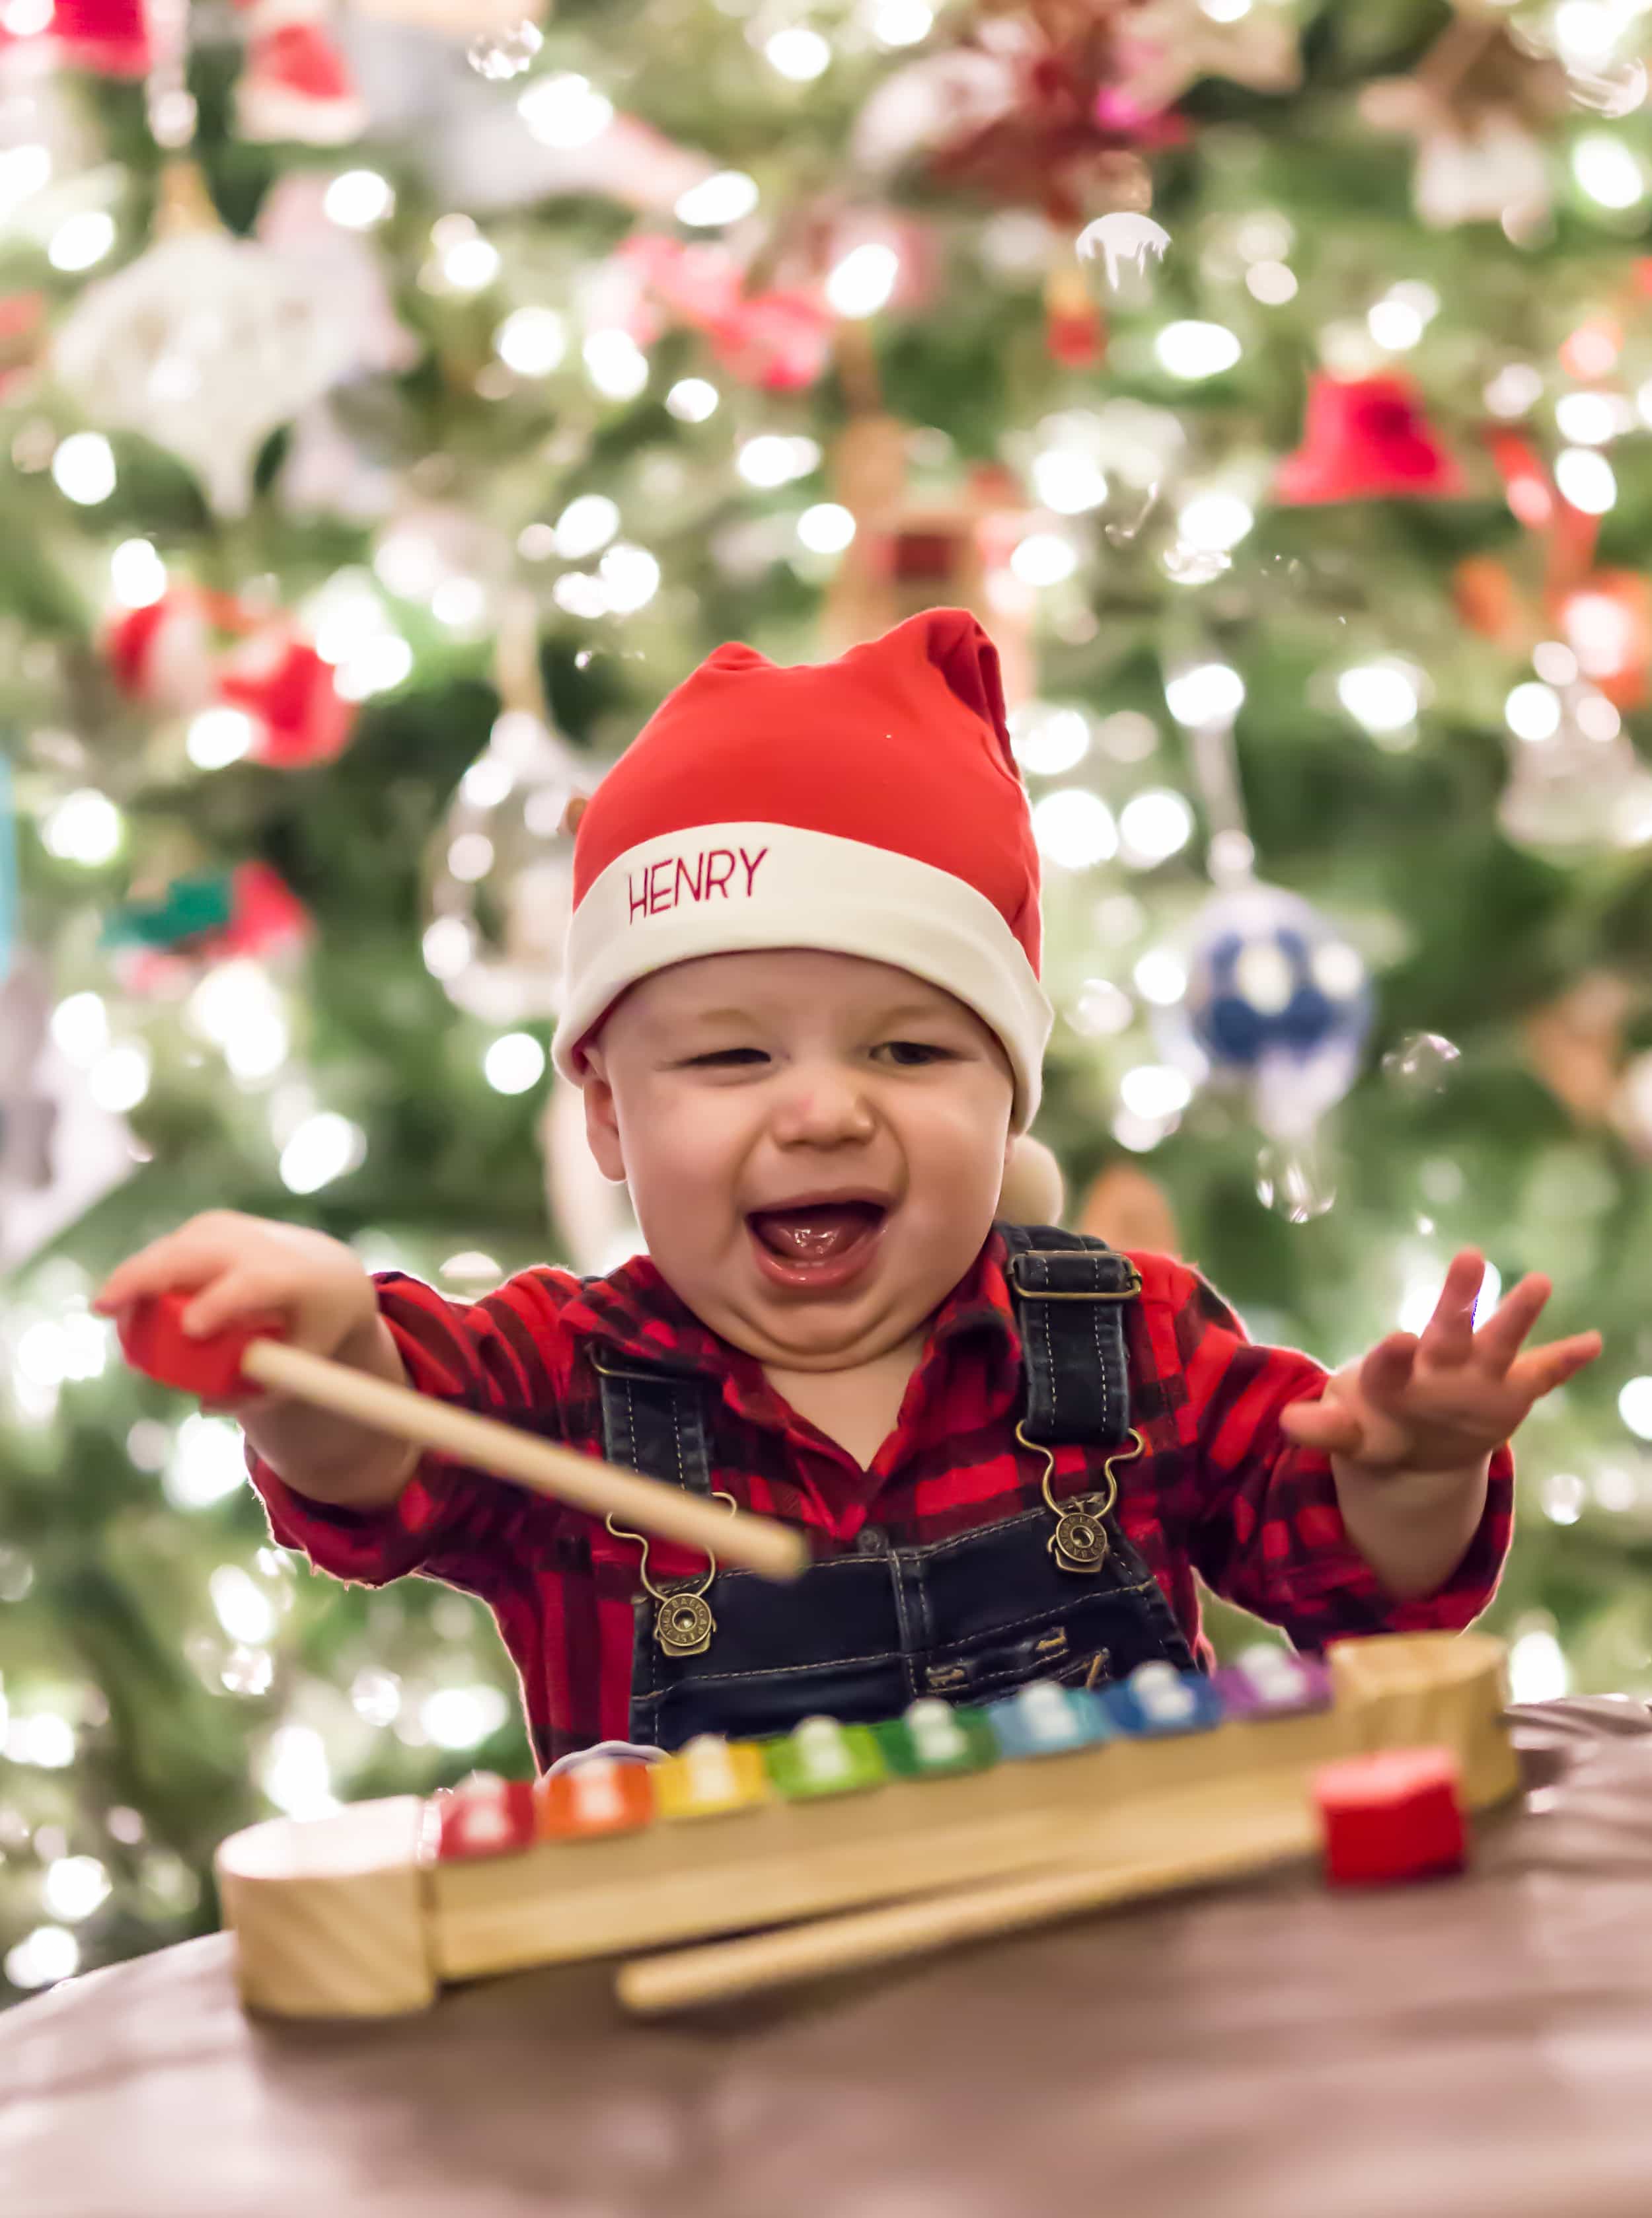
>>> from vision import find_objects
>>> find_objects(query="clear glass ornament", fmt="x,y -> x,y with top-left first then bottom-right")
424,706 -> 581,1026
1498,684 -> 1652,861
52,172 -> 355,518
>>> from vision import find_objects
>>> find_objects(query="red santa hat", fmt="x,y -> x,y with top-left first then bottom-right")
550,607 -> 1052,1128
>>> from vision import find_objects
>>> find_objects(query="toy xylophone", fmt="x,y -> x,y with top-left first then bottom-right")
216,1630 -> 1520,2020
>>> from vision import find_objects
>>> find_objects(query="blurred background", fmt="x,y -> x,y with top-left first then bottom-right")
2,0 -> 1651,2005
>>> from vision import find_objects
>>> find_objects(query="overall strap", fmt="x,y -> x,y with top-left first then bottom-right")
995,1221 -> 1140,1452
589,1345 -> 714,1498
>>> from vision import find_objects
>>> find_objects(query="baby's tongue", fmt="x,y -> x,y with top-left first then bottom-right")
749,1202 -> 882,1261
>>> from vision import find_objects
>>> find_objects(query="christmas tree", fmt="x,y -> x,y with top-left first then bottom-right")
3,0 -> 1652,2003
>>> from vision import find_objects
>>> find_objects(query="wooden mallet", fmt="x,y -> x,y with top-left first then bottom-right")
117,1290 -> 809,1583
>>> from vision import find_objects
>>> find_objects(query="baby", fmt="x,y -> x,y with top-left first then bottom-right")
96,609 -> 1600,1768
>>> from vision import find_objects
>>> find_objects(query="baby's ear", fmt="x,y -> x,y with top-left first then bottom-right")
578,1058 -> 628,1184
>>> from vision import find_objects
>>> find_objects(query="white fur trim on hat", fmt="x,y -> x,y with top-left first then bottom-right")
551,821 -> 1051,1128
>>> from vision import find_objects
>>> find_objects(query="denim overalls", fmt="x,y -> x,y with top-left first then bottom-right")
595,1223 -> 1199,1752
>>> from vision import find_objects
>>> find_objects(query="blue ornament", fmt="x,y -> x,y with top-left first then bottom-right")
1178,883 -> 1372,1136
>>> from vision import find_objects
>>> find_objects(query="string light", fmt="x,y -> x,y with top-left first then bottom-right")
674,170 -> 759,228
1119,789 -> 1195,868
1030,790 -> 1118,869
1165,663 -> 1244,727
185,706 -> 256,770
48,210 -> 114,272
324,170 -> 393,228
261,1724 -> 338,1819
1573,133 -> 1644,209
553,494 -> 619,558
163,1414 -> 246,1509
764,26 -> 831,79
42,789 -> 122,865
1009,532 -> 1078,587
51,432 -> 116,505
597,542 -> 659,612
1010,706 -> 1089,776
43,1856 -> 110,1922
1154,321 -> 1241,379
1176,492 -> 1254,552
1506,682 -> 1562,741
796,502 -> 856,554
1554,447 -> 1617,512
1507,1626 -> 1569,1702
666,377 -> 720,422
517,73 -> 613,149
1246,260 -> 1297,305
736,433 -> 820,488
871,0 -> 934,45
209,1566 -> 276,1646
825,242 -> 900,318
582,328 -> 649,400
50,992 -> 109,1065
110,538 -> 167,608
1133,948 -> 1189,1006
4,1926 -> 78,1989
1338,663 -> 1421,737
1620,1377 -> 1652,1438
483,1033 -> 546,1093
421,1685 -> 509,1749
1031,447 -> 1108,514
279,1111 -> 365,1195
494,307 -> 566,376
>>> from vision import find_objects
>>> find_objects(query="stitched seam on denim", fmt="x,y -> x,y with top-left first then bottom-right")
914,1588 -> 1152,1661
634,1648 -> 909,1686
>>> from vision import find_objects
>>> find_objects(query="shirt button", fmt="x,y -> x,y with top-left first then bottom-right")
856,1526 -> 887,1556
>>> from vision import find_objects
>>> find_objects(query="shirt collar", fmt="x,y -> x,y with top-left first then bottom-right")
564,1230 -> 1024,1409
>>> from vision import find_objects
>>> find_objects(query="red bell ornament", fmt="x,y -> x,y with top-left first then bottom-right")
1277,372 -> 1466,505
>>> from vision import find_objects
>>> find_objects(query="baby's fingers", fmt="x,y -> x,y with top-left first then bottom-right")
178,1273 -> 290,1342
1279,1397 -> 1367,1455
1509,1331 -> 1603,1401
94,1234 -> 223,1315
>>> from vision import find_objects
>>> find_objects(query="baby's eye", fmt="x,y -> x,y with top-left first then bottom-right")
880,1041 -> 953,1066
687,1048 -> 769,1067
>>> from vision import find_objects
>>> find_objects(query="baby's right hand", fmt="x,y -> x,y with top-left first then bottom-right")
93,1212 -> 379,1367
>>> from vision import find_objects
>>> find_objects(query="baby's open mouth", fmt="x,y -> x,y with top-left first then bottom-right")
746,1200 -> 888,1263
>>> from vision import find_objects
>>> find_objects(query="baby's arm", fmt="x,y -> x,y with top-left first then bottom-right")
96,1212 -> 418,1509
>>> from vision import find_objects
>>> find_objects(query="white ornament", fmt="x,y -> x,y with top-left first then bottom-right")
53,223 -> 356,517
1077,211 -> 1171,291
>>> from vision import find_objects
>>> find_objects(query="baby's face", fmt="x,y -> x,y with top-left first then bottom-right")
580,949 -> 1016,1372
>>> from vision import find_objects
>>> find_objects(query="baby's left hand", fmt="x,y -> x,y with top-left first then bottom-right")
1279,1250 -> 1602,1474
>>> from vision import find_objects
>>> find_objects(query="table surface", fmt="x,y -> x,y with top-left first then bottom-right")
6,1698 -> 1652,2218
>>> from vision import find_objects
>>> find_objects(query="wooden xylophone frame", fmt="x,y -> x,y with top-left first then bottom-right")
215,1631 -> 1521,2022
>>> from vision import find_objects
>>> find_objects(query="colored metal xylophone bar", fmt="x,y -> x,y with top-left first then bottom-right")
215,1630 -> 1520,2021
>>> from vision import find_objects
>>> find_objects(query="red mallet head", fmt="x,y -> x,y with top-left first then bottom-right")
117,1290 -> 283,1401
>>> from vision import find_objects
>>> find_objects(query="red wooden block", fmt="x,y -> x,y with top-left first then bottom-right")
535,1756 -> 656,1842
1314,1745 -> 1466,1887
117,1290 -> 282,1400
434,1775 -> 538,1862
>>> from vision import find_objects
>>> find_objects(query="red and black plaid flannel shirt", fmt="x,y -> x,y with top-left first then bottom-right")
249,1234 -> 1513,1767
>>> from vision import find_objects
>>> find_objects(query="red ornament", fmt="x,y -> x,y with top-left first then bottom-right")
1043,264 -> 1104,368
219,628 -> 357,768
613,237 -> 835,392
1314,1745 -> 1467,1887
232,0 -> 367,147
1276,373 -> 1466,505
45,0 -> 150,75
1554,572 -> 1652,709
113,862 -> 313,999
